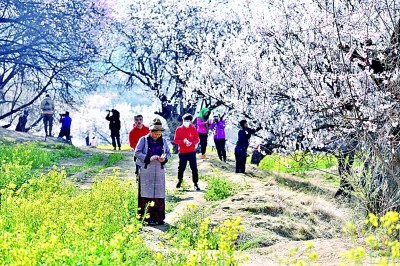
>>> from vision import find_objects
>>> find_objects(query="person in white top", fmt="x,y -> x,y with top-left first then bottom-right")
90,136 -> 97,147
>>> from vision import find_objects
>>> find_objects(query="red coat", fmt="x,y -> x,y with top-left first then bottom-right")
174,124 -> 199,153
129,125 -> 150,149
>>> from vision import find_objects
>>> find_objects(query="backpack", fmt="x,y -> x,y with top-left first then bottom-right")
42,98 -> 52,111
44,99 -> 50,107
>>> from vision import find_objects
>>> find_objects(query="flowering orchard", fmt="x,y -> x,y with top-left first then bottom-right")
110,0 -> 400,213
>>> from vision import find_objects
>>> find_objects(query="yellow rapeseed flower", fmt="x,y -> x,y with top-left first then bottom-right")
7,183 -> 16,189
368,213 -> 379,227
305,241 -> 314,249
365,235 -> 378,248
155,252 -> 163,261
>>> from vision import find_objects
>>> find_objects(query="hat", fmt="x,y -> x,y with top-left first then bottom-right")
149,118 -> 165,131
182,113 -> 193,121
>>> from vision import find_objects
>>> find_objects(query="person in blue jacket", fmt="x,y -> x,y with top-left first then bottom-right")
58,111 -> 72,143
235,119 -> 256,173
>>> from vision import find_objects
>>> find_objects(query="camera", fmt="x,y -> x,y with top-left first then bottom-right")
106,109 -> 111,112
213,115 -> 218,122
59,113 -> 65,117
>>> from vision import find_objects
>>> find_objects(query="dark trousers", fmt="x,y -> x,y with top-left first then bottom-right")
214,138 -> 226,162
198,133 -> 208,155
134,157 -> 140,176
178,151 -> 199,184
43,114 -> 53,136
58,129 -> 71,142
110,130 -> 121,148
235,146 -> 247,173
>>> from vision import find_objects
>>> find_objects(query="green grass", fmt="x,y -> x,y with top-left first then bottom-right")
67,153 -> 125,177
48,143 -> 85,159
259,152 -> 337,173
202,172 -> 243,201
0,141 -> 84,190
67,154 -> 105,174
104,153 -> 125,167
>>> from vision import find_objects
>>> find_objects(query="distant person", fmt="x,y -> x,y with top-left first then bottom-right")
41,94 -> 55,137
105,109 -> 121,150
15,110 -> 29,132
210,114 -> 227,162
58,111 -> 72,143
135,118 -> 171,226
196,107 -> 211,159
235,119 -> 256,173
129,115 -> 150,177
90,136 -> 97,147
174,113 -> 201,191
85,134 -> 90,146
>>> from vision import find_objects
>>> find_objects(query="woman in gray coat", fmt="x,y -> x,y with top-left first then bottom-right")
135,118 -> 171,225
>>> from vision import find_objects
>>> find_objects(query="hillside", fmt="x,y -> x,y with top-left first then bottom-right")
0,127 -> 358,265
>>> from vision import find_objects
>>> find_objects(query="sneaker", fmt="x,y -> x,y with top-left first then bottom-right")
113,147 -> 116,150
118,147 -> 121,150
176,180 -> 182,188
194,183 -> 200,191
157,221 -> 165,225
201,154 -> 207,159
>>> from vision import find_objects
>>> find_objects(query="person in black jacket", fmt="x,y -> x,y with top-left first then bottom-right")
106,109 -> 121,150
235,120 -> 256,173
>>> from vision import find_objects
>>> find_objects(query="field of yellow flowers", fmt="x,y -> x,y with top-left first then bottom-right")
0,141 -> 247,265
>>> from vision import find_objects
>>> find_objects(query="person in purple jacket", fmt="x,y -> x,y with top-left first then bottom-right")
210,114 -> 227,162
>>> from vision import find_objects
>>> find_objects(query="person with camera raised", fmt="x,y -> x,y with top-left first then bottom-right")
58,111 -> 72,143
196,107 -> 212,159
105,109 -> 121,150
135,118 -> 171,226
235,119 -> 257,173
210,114 -> 227,162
